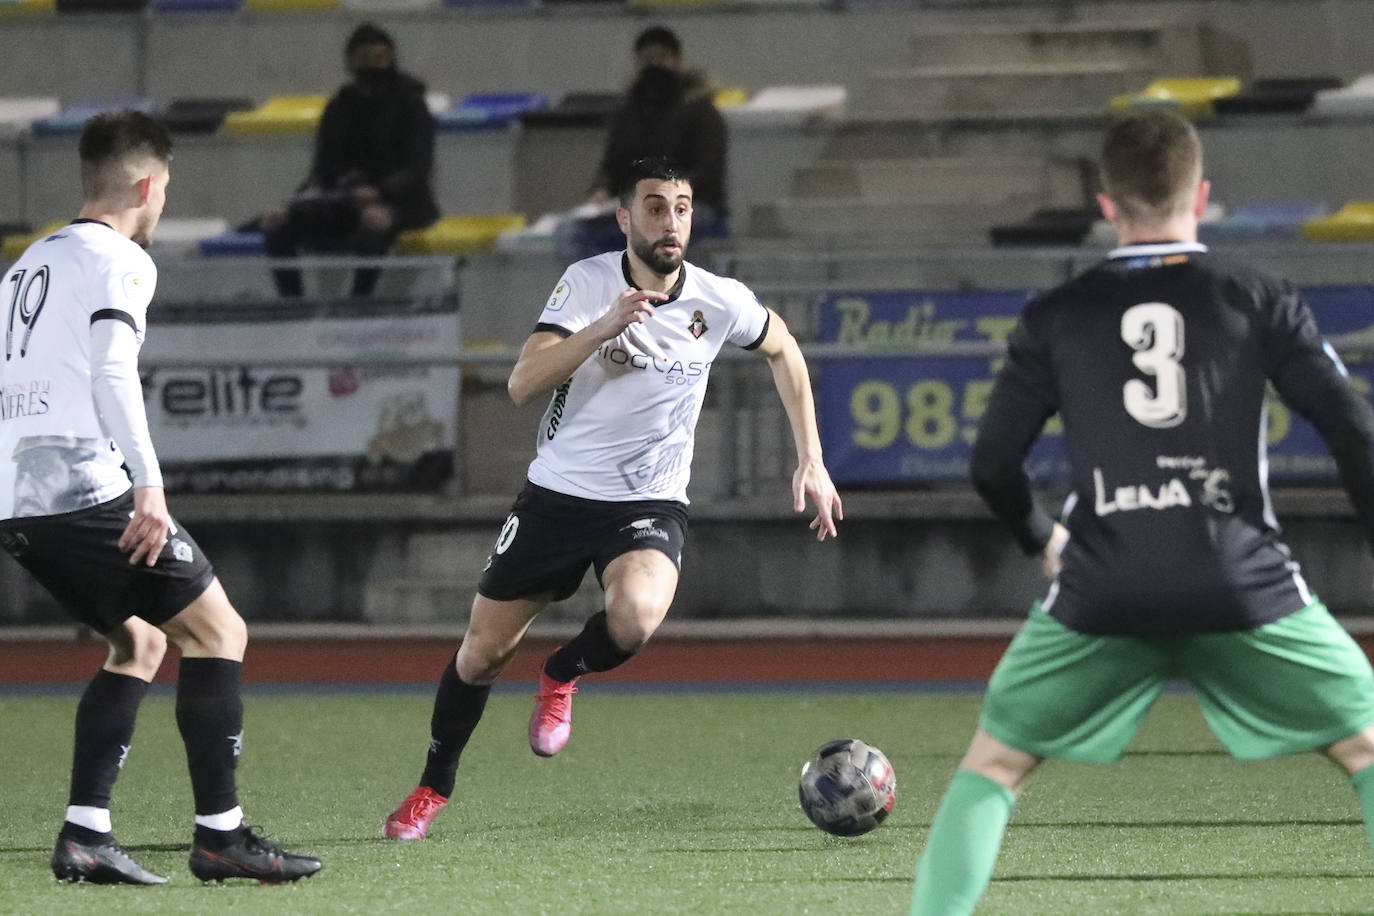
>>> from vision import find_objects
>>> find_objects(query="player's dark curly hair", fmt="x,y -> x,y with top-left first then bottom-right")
78,110 -> 173,201
617,157 -> 691,206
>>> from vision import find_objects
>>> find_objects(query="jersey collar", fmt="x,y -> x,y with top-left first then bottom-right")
70,218 -> 116,231
1107,241 -> 1208,260
621,251 -> 687,305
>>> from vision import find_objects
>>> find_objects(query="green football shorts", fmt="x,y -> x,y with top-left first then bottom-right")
980,600 -> 1374,762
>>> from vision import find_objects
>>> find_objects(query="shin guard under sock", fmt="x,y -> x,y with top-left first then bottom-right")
175,658 -> 243,816
68,670 -> 149,809
543,612 -> 637,682
910,769 -> 1016,916
420,657 -> 491,798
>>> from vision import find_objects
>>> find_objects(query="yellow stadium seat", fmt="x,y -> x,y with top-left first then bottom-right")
221,96 -> 328,136
1301,202 -> 1374,241
3,221 -> 67,261
245,0 -> 339,10
0,0 -> 55,16
713,88 -> 749,109
396,214 -> 527,255
1110,77 -> 1242,118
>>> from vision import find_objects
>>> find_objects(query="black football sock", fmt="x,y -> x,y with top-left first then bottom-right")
175,658 -> 243,816
543,611 -> 638,682
57,822 -> 115,845
419,656 -> 490,798
68,669 -> 149,810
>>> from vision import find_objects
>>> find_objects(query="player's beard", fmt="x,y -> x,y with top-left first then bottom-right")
629,228 -> 685,277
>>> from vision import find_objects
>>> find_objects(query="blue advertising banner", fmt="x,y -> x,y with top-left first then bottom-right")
815,285 -> 1374,486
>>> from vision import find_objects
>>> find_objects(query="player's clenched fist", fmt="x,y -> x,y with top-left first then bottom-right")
593,288 -> 667,340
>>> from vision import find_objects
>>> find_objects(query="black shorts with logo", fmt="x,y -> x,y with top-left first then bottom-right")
0,489 -> 216,634
477,481 -> 689,602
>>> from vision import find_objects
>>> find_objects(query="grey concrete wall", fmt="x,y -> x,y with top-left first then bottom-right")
1,492 -> 1368,627
2,3 -> 1374,102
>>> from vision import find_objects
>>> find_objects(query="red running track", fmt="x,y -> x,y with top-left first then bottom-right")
0,635 -> 1015,685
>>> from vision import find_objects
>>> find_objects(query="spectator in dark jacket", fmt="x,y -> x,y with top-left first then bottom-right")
560,26 -> 729,260
263,23 -> 438,297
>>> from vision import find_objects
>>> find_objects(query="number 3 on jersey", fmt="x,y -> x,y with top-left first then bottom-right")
1121,302 -> 1186,428
5,265 -> 49,360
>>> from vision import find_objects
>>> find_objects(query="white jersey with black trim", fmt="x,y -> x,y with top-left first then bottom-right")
526,251 -> 770,503
0,220 -> 155,519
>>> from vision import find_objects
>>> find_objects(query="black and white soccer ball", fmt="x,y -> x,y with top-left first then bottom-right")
798,738 -> 897,837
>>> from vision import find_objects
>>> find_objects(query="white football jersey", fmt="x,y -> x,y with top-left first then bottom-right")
527,251 -> 770,503
0,220 -> 153,519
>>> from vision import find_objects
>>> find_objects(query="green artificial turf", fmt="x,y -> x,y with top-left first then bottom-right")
1,688 -> 1371,914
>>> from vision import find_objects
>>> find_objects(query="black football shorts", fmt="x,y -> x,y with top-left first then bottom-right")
477,481 -> 689,602
0,489 -> 216,634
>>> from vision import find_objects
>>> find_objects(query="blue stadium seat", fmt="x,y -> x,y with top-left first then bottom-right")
32,99 -> 156,136
1199,201 -> 1331,242
434,92 -> 549,131
198,231 -> 267,257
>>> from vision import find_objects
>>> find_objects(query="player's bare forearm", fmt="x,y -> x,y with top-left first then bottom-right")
759,313 -> 843,539
508,289 -> 666,405
507,329 -> 604,406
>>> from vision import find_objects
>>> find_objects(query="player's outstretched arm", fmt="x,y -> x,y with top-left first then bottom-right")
755,310 -> 843,541
507,288 -> 667,405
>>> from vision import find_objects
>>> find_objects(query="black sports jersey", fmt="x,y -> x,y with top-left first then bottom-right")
972,242 -> 1374,635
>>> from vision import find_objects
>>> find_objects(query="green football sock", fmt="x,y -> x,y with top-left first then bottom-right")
1350,762 -> 1374,857
910,769 -> 1016,916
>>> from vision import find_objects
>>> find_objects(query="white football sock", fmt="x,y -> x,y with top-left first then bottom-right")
65,805 -> 112,834
194,806 -> 244,832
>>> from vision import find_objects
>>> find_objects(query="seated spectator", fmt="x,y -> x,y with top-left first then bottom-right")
557,25 -> 729,260
262,23 -> 438,297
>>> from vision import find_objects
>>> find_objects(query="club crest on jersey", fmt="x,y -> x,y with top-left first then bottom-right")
687,310 -> 707,339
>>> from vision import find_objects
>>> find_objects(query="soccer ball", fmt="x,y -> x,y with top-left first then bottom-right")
798,738 -> 897,836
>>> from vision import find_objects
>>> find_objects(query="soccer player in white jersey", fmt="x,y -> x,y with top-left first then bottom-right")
0,111 -> 321,885
384,156 -> 844,840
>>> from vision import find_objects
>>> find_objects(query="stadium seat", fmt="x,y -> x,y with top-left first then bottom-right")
1311,75 -> 1374,117
441,0 -> 530,7
221,96 -> 327,136
721,85 -> 846,127
198,230 -> 268,256
0,0 -> 55,16
395,214 -> 527,255
31,99 -> 156,136
1110,77 -> 1242,118
244,0 -> 338,9
989,208 -> 1098,247
519,92 -> 620,129
2,221 -> 66,261
148,217 -> 232,254
1199,201 -> 1331,242
712,87 -> 749,109
434,92 -> 549,131
1301,202 -> 1374,241
0,97 -> 60,138
148,0 -> 243,10
56,0 -> 147,10
344,0 -> 438,9
161,97 -> 255,134
1211,77 -> 1343,116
